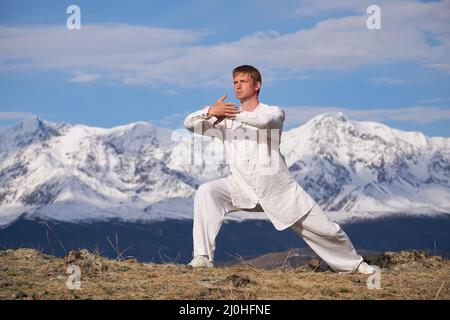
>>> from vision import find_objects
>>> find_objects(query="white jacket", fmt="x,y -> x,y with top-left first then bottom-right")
184,102 -> 316,230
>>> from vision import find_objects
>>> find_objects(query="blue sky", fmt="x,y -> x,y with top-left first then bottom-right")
0,0 -> 449,137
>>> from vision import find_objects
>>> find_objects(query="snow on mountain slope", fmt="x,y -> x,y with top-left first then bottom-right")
0,117 -> 198,226
281,112 -> 450,222
0,112 -> 449,227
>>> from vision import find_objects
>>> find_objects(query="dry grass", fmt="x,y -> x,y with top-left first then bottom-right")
0,248 -> 448,300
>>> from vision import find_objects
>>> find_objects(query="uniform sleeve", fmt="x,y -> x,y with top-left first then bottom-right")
234,107 -> 285,129
183,106 -> 224,139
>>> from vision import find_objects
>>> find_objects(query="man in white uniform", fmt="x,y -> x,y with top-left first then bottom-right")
183,65 -> 375,274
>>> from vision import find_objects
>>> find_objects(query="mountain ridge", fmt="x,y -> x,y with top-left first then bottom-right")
0,112 -> 449,227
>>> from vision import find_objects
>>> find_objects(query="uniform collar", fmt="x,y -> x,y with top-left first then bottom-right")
243,102 -> 263,112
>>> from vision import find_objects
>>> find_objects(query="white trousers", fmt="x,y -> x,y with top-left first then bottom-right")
192,178 -> 363,272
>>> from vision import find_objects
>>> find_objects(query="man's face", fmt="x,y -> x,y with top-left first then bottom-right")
233,72 -> 261,102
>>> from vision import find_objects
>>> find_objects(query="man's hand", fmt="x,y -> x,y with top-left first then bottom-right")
208,95 -> 240,120
213,116 -> 226,125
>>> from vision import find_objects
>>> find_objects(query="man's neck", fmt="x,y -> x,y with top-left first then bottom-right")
240,96 -> 259,112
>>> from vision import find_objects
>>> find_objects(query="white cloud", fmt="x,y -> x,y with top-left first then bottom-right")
0,111 -> 34,120
153,112 -> 186,126
294,0 -> 371,16
164,89 -> 179,95
368,77 -> 406,85
0,0 -> 449,87
0,24 -> 206,75
69,71 -> 100,82
418,97 -> 450,104
283,106 -> 450,126
0,112 -> 35,132
424,63 -> 450,75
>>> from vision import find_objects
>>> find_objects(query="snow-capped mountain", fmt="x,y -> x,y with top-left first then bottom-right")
0,112 -> 449,227
280,112 -> 450,221
0,116 -> 198,226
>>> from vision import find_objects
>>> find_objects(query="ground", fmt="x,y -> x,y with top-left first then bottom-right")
0,248 -> 448,300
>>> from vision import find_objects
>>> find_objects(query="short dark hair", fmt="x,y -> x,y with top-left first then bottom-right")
232,65 -> 262,95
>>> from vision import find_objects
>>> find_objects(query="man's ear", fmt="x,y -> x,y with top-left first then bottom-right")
255,81 -> 262,91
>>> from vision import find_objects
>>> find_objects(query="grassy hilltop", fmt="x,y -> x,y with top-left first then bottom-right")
0,248 -> 448,300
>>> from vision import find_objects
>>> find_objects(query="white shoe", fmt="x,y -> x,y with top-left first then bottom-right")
357,262 -> 376,275
188,255 -> 214,268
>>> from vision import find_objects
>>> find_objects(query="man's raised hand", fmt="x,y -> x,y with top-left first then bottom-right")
207,95 -> 241,119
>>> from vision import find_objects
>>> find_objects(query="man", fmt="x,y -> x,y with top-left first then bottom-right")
183,65 -> 375,274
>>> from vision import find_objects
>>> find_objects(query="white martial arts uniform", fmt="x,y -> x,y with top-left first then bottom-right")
184,102 -> 363,272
